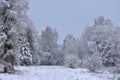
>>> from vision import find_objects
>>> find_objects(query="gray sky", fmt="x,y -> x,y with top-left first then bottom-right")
28,0 -> 120,43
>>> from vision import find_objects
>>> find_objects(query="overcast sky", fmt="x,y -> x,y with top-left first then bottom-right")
28,0 -> 120,43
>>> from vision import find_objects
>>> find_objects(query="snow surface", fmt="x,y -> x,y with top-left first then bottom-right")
0,66 -> 113,80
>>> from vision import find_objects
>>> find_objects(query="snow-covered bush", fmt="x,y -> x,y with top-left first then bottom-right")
64,54 -> 80,68
49,50 -> 63,65
40,51 -> 51,65
39,50 -> 63,65
86,54 -> 103,72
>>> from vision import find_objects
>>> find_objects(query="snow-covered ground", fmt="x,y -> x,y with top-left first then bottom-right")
0,66 -> 114,80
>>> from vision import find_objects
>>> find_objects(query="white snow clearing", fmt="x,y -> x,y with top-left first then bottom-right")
0,66 -> 113,80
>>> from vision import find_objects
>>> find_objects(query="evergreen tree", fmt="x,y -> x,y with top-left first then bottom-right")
0,0 -> 35,71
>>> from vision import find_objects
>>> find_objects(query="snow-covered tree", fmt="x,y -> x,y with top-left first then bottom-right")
8,0 -> 40,66
0,0 -> 24,72
82,16 -> 120,67
76,38 -> 88,63
40,26 -> 58,52
63,34 -> 76,55
18,18 -> 39,65
0,0 -> 37,70
40,26 -> 59,65
19,33 -> 32,66
26,26 -> 40,65
63,34 -> 80,68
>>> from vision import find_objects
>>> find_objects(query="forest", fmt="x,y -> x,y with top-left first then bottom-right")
0,0 -> 120,80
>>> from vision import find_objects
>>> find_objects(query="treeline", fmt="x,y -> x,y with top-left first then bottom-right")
0,0 -> 120,73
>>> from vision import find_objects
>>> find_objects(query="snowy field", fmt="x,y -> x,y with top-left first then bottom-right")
0,66 -> 114,80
